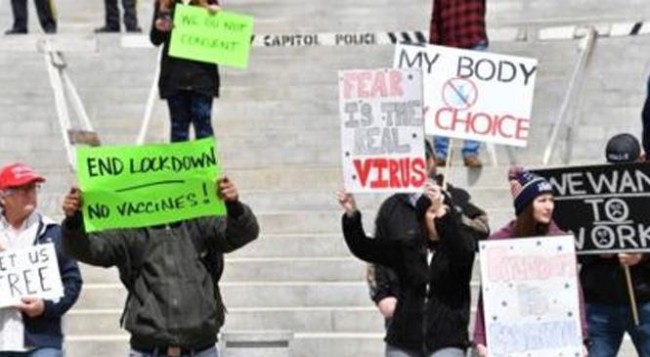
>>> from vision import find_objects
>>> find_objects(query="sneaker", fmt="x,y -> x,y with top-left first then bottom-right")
463,155 -> 483,168
94,26 -> 119,33
5,28 -> 27,35
435,157 -> 447,167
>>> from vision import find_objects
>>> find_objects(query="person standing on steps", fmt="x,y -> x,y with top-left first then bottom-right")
429,0 -> 488,169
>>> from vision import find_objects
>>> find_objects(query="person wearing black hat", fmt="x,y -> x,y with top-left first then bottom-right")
5,0 -> 57,34
580,133 -> 650,357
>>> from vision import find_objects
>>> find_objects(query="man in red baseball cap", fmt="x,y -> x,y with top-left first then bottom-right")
0,162 -> 46,188
0,162 -> 82,356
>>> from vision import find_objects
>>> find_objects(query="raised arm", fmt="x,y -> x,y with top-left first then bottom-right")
338,190 -> 401,267
150,0 -> 171,46
202,177 -> 259,253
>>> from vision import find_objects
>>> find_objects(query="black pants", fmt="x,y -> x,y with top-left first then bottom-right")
103,0 -> 139,30
10,0 -> 56,32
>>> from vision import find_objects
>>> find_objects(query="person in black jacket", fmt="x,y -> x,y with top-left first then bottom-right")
61,177 -> 259,357
366,140 -> 489,341
580,133 -> 650,357
338,180 -> 478,357
150,0 -> 221,142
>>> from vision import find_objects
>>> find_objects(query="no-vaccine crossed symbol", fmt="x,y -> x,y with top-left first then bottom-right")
441,77 -> 478,111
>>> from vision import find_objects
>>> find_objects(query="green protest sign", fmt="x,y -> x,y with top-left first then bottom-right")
76,137 -> 226,232
169,5 -> 253,69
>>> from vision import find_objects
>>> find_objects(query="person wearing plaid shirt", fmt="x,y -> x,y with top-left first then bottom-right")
429,0 -> 488,169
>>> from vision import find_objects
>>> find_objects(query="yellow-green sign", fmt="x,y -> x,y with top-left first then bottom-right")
76,137 -> 226,232
169,5 -> 253,69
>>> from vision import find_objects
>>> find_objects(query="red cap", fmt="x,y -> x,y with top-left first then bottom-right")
0,163 -> 46,190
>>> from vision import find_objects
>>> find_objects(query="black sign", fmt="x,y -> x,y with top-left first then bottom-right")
534,162 -> 650,254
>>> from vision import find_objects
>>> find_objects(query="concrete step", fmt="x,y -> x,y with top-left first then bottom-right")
73,282 -> 369,310
73,281 -> 483,310
78,257 -> 368,284
64,333 -> 387,357
232,187 -> 509,212
253,209 -> 514,235
65,307 -> 385,336
61,332 -> 643,357
73,282 -> 367,310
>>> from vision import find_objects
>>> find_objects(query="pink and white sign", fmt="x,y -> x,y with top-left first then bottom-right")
478,235 -> 583,356
339,68 -> 426,193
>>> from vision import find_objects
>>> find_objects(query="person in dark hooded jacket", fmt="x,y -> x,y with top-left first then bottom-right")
580,133 -> 650,357
338,180 -> 477,357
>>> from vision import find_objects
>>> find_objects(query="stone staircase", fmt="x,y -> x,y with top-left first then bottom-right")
1,0 -> 649,356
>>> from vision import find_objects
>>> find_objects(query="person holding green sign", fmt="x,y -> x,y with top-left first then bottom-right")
61,176 -> 259,357
150,0 -> 221,143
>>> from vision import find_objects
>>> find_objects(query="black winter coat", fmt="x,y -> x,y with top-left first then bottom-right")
342,206 -> 476,353
579,254 -> 650,305
368,182 -> 488,304
150,0 -> 220,99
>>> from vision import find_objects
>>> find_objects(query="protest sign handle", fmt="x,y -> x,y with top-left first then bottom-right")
623,265 -> 640,325
441,138 -> 454,191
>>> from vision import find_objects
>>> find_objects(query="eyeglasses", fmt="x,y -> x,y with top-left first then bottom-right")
2,184 -> 41,196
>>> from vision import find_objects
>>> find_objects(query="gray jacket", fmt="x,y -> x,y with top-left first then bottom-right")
62,201 -> 259,349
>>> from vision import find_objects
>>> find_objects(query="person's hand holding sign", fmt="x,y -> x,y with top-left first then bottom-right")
422,180 -> 448,219
619,253 -> 643,267
15,297 -> 45,318
206,3 -> 221,14
336,189 -> 357,217
62,187 -> 82,218
217,177 -> 238,202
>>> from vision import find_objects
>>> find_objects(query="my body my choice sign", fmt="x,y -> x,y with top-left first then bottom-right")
0,244 -> 63,308
169,5 -> 253,68
393,44 -> 538,147
76,137 -> 226,232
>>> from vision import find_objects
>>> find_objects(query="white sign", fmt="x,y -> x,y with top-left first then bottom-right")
0,243 -> 64,307
339,68 -> 426,193
478,236 -> 583,356
394,44 -> 538,147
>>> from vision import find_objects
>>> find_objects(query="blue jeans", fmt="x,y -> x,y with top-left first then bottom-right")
433,136 -> 480,159
385,344 -> 464,357
432,42 -> 487,160
129,345 -> 219,357
0,348 -> 62,357
166,91 -> 214,142
587,302 -> 650,357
